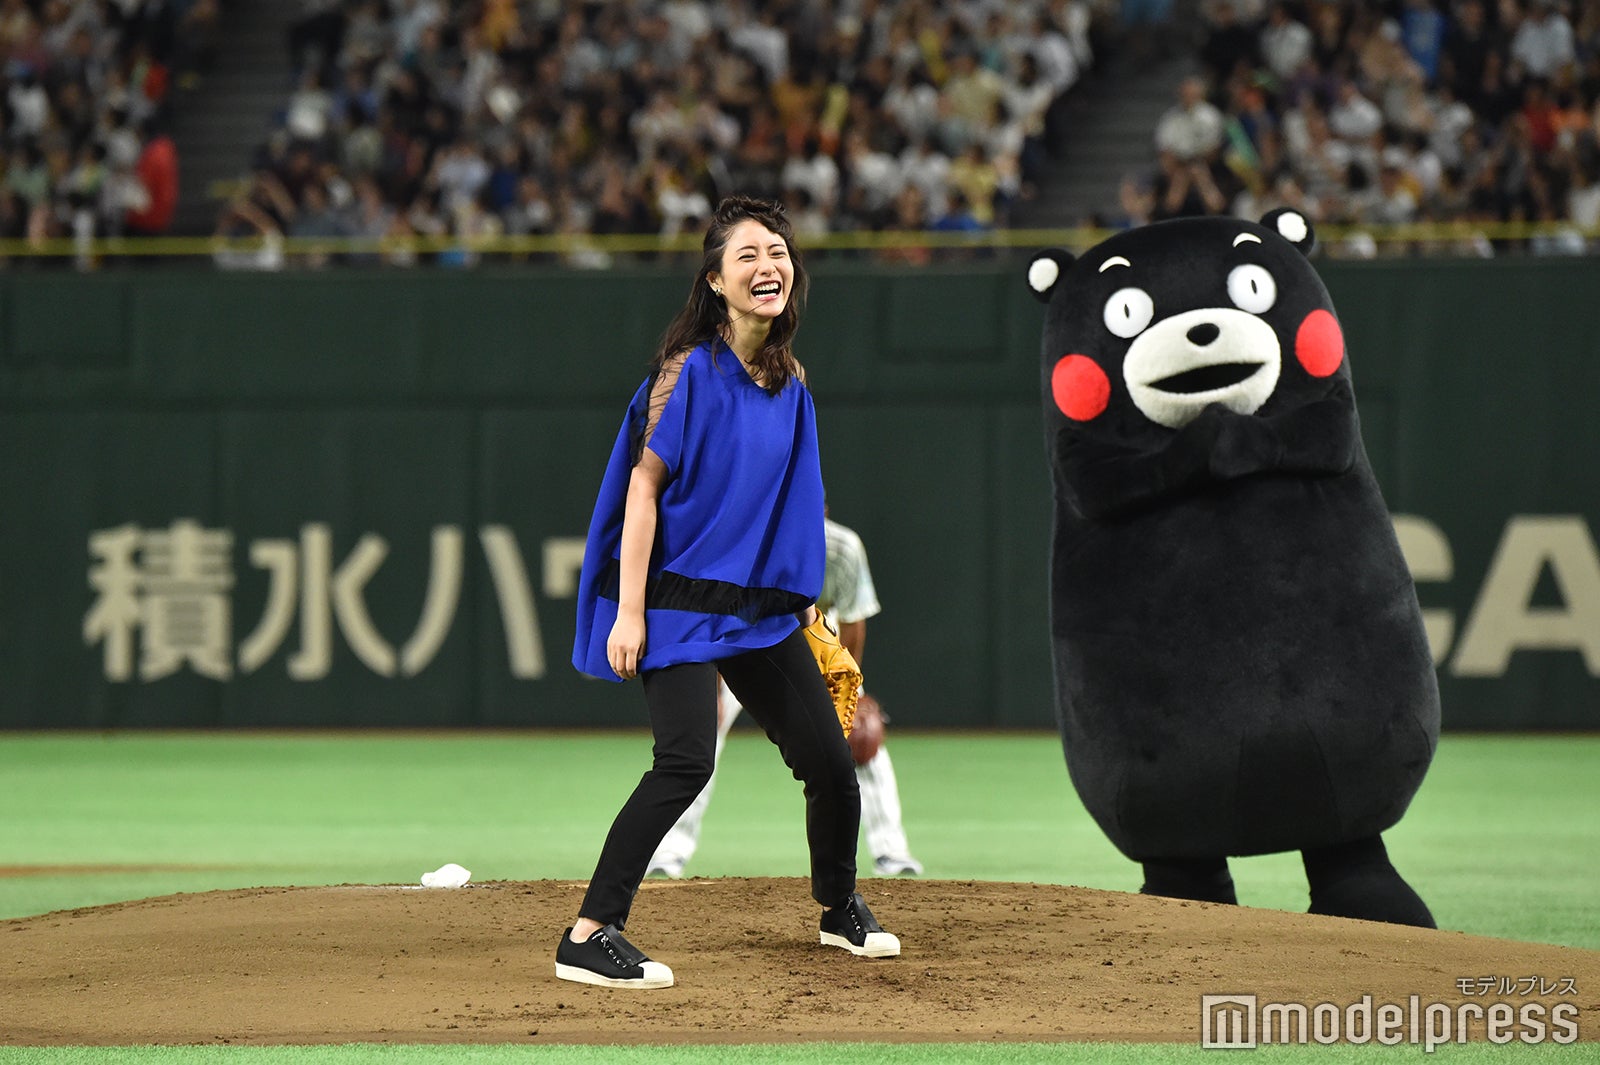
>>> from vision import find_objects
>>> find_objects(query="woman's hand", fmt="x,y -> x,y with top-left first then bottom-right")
607,611 -> 647,680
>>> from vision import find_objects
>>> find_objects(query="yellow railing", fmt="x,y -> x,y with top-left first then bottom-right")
0,221 -> 1594,260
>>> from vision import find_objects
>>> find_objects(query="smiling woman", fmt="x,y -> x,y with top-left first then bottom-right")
710,224 -> 795,353
561,196 -> 899,990
650,200 -> 809,397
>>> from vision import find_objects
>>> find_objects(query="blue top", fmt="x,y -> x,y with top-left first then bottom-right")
572,340 -> 826,681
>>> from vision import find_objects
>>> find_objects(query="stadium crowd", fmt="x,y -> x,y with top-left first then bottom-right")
0,0 -> 218,246
10,0 -> 1599,263
1126,0 -> 1600,253
216,0 -> 1097,265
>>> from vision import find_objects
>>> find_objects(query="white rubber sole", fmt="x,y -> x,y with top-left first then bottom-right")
820,930 -> 901,958
874,860 -> 923,877
555,960 -> 674,989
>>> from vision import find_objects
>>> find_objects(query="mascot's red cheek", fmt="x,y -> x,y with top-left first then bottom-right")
1296,309 -> 1344,377
1052,354 -> 1111,421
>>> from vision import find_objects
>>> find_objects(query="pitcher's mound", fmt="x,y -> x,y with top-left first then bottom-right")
3,878 -> 1595,1045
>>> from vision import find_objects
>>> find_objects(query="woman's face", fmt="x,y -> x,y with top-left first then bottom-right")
708,218 -> 794,323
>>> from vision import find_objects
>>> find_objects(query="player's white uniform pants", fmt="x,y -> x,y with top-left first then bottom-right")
652,682 -> 914,867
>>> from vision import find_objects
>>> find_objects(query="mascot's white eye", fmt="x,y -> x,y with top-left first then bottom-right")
1103,287 -> 1154,339
1227,264 -> 1277,314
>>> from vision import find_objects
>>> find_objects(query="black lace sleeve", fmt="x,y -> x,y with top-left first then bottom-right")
629,351 -> 687,466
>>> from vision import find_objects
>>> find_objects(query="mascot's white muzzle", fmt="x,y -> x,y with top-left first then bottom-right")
1123,308 -> 1281,428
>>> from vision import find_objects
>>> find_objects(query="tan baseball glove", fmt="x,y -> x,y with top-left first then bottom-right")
801,613 -> 862,737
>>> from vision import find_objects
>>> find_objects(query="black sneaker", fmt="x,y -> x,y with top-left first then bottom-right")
555,925 -> 674,989
820,893 -> 901,958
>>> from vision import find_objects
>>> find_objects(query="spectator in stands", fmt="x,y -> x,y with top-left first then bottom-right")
931,187 -> 984,232
1260,3 -> 1314,82
877,183 -> 933,264
1220,109 -> 1266,201
948,142 -> 1003,226
1200,0 -> 1261,84
1400,0 -> 1447,83
899,133 -> 952,218
1511,0 -> 1576,81
839,128 -> 901,226
342,0 -> 393,69
1327,77 -> 1385,141
882,66 -> 941,147
5,141 -> 49,225
1153,149 -> 1233,219
1307,1 -> 1352,74
435,136 -> 491,213
1101,172 -> 1156,230
780,132 -> 841,217
212,195 -> 285,272
284,181 -> 345,268
0,0 -> 35,51
1428,81 -> 1477,170
1155,76 -> 1226,162
1232,168 -> 1316,222
939,48 -> 1006,153
656,161 -> 713,238
124,118 -> 177,235
1569,155 -> 1600,228
502,173 -> 552,237
1006,53 -> 1056,192
1442,0 -> 1495,105
286,69 -> 337,145
1351,149 -> 1420,224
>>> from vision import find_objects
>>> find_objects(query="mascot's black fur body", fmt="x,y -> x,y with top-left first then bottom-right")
1029,210 -> 1440,926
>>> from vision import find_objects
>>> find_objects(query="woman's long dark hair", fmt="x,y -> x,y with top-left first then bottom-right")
650,195 -> 809,394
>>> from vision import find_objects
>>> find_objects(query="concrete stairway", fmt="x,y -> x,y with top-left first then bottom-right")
1015,52 -> 1200,230
167,1 -> 300,235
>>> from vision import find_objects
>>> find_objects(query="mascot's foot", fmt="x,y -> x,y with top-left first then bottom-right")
1141,857 -> 1238,905
1303,836 -> 1436,928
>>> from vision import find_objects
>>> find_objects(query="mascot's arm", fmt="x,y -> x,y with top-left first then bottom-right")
1208,391 -> 1359,481
1060,394 -> 1358,519
1058,413 -> 1229,519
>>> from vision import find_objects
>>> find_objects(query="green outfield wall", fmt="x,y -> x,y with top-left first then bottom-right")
2,260 -> 1596,730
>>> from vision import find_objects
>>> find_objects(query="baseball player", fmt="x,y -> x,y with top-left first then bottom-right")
648,516 -> 924,878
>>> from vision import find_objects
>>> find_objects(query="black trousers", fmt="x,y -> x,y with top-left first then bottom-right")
578,628 -> 860,929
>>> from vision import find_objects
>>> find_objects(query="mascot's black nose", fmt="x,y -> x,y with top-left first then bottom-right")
1187,322 -> 1221,346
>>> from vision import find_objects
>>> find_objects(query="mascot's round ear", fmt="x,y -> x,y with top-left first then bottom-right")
1261,208 -> 1315,256
1026,249 -> 1075,303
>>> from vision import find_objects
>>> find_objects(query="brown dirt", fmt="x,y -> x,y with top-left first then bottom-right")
3,878 -> 1596,1046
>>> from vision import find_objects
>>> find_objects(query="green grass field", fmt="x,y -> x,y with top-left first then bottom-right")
2,731 -> 1596,1063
